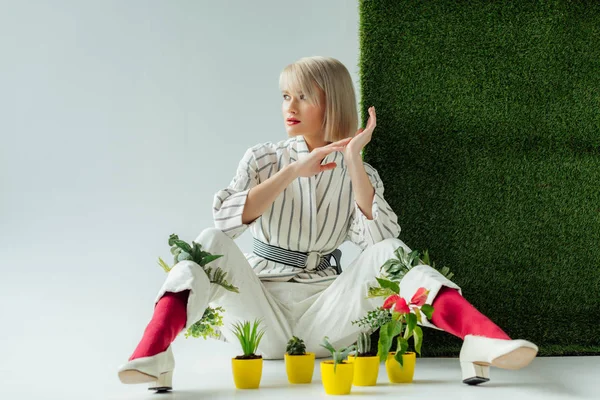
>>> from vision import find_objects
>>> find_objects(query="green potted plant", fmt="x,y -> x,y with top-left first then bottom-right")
380,287 -> 432,383
367,279 -> 433,383
365,246 -> 454,383
319,336 -> 356,395
157,234 -> 239,341
230,319 -> 266,389
284,336 -> 315,384
347,331 -> 380,386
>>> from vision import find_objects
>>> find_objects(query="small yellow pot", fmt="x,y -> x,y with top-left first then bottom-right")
231,357 -> 263,389
385,352 -> 416,383
320,360 -> 354,395
284,352 -> 315,384
347,355 -> 380,386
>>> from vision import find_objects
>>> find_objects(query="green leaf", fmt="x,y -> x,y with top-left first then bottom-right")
367,286 -> 396,299
393,246 -> 407,261
177,251 -> 192,262
411,306 -> 422,324
172,239 -> 192,254
231,319 -> 264,356
320,336 -> 336,354
380,259 -> 401,273
157,257 -> 172,273
394,350 -> 404,366
394,337 -> 409,367
377,323 -> 393,362
190,242 -> 203,261
440,266 -> 454,280
168,234 -> 180,246
405,313 -> 417,339
339,345 -> 356,362
421,249 -> 430,265
376,277 -> 400,294
377,321 -> 403,362
413,326 -> 423,356
201,254 -> 223,266
421,304 -> 434,320
208,267 -> 239,293
408,250 -> 421,266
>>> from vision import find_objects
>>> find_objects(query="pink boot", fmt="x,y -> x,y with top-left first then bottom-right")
431,287 -> 510,340
118,290 -> 189,391
431,287 -> 538,385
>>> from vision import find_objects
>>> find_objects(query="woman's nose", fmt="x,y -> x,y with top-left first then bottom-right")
288,97 -> 300,111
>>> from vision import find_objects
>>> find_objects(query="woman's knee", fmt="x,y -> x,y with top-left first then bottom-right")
373,237 -> 410,253
194,227 -> 230,246
168,260 -> 210,286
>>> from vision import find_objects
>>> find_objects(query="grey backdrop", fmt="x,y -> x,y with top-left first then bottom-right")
0,1 -> 362,398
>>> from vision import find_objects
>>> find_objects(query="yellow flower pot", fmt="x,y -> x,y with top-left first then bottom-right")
385,352 -> 416,383
347,355 -> 380,386
320,360 -> 354,395
285,352 -> 315,384
231,357 -> 263,389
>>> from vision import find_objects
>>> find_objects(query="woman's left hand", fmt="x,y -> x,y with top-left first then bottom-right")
344,106 -> 376,160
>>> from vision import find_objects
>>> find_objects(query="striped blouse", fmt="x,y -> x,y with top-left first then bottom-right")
212,134 -> 401,283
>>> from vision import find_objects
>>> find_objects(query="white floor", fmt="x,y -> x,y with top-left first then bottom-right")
110,344 -> 597,400
19,337 -> 596,400
3,327 -> 598,400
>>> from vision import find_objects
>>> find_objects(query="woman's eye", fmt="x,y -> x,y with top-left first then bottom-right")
283,94 -> 306,100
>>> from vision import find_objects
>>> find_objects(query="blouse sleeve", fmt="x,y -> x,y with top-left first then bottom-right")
212,147 -> 260,240
346,163 -> 401,250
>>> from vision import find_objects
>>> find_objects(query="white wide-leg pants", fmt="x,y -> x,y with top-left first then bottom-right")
155,228 -> 461,360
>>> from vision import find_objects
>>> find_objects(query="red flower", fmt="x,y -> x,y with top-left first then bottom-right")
383,294 -> 410,314
393,297 -> 410,314
410,287 -> 429,307
383,294 -> 401,310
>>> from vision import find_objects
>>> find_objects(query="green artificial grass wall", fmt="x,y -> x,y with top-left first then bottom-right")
359,0 -> 600,356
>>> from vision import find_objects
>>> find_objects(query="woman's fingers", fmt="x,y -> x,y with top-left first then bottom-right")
325,137 -> 352,148
318,145 -> 345,155
367,106 -> 376,129
320,162 -> 337,171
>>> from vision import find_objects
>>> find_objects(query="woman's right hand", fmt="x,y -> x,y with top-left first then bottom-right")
292,137 -> 353,178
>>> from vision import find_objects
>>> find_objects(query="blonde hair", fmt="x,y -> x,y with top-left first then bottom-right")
279,56 -> 358,142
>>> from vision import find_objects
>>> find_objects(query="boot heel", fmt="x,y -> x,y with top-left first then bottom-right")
461,361 -> 490,385
148,370 -> 173,392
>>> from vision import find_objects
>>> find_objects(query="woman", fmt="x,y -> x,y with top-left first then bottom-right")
118,56 -> 538,391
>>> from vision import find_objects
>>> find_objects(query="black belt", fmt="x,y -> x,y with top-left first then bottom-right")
252,237 -> 343,274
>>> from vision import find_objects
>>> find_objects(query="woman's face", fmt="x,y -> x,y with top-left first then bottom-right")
281,85 -> 326,140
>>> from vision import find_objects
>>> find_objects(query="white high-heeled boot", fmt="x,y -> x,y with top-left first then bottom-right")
118,345 -> 175,392
459,335 -> 538,385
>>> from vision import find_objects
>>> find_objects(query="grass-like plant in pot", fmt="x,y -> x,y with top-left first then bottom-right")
347,331 -> 380,386
230,319 -> 266,389
284,336 -> 315,384
319,336 -> 356,395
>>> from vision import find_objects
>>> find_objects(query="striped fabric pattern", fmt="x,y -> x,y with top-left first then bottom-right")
212,134 -> 401,283
252,237 -> 342,273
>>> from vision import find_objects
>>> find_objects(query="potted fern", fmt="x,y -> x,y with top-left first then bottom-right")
347,331 -> 380,386
319,336 -> 356,395
230,319 -> 266,389
157,234 -> 239,341
284,336 -> 315,384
